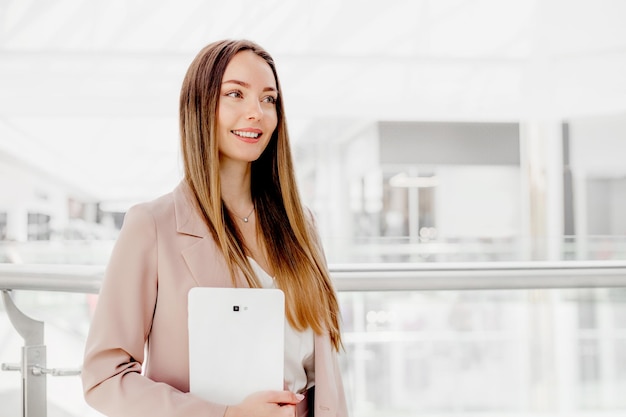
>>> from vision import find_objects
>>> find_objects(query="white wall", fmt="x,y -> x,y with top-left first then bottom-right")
570,114 -> 626,178
612,178 -> 626,235
0,152 -> 75,241
570,113 -> 626,236
435,166 -> 522,239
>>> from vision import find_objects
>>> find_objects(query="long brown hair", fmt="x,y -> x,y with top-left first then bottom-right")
179,39 -> 341,350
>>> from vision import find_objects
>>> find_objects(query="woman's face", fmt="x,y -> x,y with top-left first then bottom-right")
217,50 -> 278,166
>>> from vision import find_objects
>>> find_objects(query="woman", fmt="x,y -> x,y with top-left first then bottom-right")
82,39 -> 348,417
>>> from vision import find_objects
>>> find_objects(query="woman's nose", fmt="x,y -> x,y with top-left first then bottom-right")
246,99 -> 263,120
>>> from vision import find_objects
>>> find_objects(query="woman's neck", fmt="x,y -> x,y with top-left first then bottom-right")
219,160 -> 253,213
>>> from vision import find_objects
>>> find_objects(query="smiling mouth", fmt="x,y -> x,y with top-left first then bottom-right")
231,130 -> 261,139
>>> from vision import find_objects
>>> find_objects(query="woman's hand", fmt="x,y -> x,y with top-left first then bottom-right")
224,390 -> 304,417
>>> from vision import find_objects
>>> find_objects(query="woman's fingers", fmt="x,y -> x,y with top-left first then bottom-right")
261,390 -> 305,405
225,390 -> 304,417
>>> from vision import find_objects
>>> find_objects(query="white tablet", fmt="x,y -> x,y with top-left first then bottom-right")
188,287 -> 285,405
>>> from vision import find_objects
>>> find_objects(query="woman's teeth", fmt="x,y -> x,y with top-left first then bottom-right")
232,130 -> 260,139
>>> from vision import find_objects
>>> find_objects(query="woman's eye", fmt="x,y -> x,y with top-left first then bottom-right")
262,95 -> 277,104
226,90 -> 242,98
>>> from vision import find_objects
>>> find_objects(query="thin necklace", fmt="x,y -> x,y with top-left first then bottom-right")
234,207 -> 255,223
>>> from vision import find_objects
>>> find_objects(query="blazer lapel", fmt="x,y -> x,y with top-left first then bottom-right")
173,181 -> 246,288
181,236 -> 234,288
173,181 -> 209,238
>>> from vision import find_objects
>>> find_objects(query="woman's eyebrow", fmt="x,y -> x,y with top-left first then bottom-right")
222,79 -> 277,92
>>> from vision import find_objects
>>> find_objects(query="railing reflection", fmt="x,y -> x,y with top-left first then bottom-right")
339,287 -> 626,416
1,261 -> 626,416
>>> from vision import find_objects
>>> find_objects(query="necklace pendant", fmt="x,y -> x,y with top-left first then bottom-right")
243,217 -> 249,223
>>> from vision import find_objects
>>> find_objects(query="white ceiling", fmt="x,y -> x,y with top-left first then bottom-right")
1,0 -> 626,204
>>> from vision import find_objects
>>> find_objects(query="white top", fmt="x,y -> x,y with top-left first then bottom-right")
248,257 -> 315,394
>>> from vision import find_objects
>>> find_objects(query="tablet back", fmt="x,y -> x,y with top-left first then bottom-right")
188,287 -> 285,405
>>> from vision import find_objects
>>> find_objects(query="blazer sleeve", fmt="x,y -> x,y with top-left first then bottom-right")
81,204 -> 226,417
331,346 -> 350,416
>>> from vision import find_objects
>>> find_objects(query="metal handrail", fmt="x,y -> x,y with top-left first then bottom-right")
2,260 -> 626,293
331,260 -> 626,291
0,264 -> 103,293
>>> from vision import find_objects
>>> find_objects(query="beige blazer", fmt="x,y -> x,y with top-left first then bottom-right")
82,181 -> 348,417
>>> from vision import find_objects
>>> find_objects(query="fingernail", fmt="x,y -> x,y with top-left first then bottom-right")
295,393 -> 305,401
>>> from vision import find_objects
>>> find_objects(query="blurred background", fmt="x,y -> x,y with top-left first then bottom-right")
1,0 -> 626,416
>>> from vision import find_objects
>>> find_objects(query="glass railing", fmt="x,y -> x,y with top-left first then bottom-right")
322,235 -> 626,263
2,238 -> 626,416
2,236 -> 626,265
338,287 -> 626,417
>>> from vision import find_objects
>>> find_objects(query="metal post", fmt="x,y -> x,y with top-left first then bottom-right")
1,289 -> 47,417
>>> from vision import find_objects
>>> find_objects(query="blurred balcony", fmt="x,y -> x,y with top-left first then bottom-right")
2,238 -> 626,416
